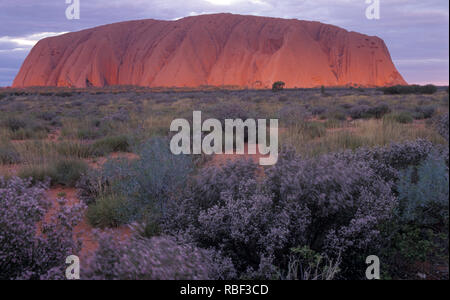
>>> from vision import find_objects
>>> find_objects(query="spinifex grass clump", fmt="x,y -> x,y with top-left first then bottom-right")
0,177 -> 85,280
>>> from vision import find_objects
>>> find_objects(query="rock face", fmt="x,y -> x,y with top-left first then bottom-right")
13,13 -> 406,88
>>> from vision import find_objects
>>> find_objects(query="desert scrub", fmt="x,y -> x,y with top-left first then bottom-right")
79,137 -> 193,227
165,152 -> 397,279
0,177 -> 85,280
19,158 -> 89,187
381,84 -> 438,95
83,232 -> 235,280
397,154 -> 449,227
91,135 -> 130,155
384,112 -> 414,124
0,116 -> 49,140
0,142 -> 20,164
56,141 -> 96,159
434,113 -> 449,141
378,153 -> 449,279
86,194 -> 132,228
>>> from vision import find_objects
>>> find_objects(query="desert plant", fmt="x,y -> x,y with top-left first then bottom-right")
83,233 -> 234,280
349,105 -> 370,119
414,106 -> 436,119
434,113 -> 449,141
19,159 -> 89,187
91,135 -> 130,155
381,85 -> 437,95
0,142 -> 20,164
52,159 -> 89,187
80,137 -> 193,227
384,112 -> 414,124
0,177 -> 85,280
272,81 -> 286,92
397,154 -> 449,227
86,194 -> 133,228
166,151 -> 397,279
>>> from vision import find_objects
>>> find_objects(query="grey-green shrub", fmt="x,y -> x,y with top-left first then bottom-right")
397,154 -> 449,226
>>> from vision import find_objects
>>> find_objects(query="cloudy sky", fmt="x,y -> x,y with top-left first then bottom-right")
0,0 -> 448,87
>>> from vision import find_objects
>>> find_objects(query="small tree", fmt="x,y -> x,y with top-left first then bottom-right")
272,81 -> 285,92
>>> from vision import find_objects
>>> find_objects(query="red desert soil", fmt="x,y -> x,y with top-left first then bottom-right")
13,13 -> 406,89
45,187 -> 131,258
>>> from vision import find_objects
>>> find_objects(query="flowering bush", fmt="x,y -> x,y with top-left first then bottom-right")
165,151 -> 397,279
435,113 -> 449,142
0,177 -> 85,280
336,139 -> 435,184
83,232 -> 236,280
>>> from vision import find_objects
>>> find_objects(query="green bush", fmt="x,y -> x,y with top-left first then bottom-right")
86,194 -> 131,228
78,137 -> 193,228
92,135 -> 130,155
272,81 -> 286,92
397,155 -> 449,227
381,85 -> 437,95
19,159 -> 89,187
379,154 -> 449,279
52,159 -> 89,187
303,122 -> 326,139
1,117 -> 26,131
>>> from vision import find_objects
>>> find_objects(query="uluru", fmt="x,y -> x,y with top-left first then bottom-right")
12,13 -> 407,89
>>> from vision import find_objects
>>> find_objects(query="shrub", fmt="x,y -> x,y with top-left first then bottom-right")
349,105 -> 370,119
86,194 -> 132,228
272,81 -> 286,92
79,137 -> 193,227
56,141 -> 95,159
84,233 -> 234,280
434,113 -> 449,141
19,159 -> 89,187
1,117 -> 26,131
0,143 -> 20,164
91,135 -> 130,155
0,177 -> 84,280
18,165 -> 56,185
52,159 -> 89,187
337,139 -> 435,184
378,154 -> 449,279
397,154 -> 449,227
311,106 -> 328,116
302,122 -> 326,139
166,152 -> 397,279
381,85 -> 437,95
414,106 -> 436,119
385,112 -> 414,124
367,103 -> 391,119
278,105 -> 309,126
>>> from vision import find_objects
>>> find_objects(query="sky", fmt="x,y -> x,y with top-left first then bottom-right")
0,0 -> 448,87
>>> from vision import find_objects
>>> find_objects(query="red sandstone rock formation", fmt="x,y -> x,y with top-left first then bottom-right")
13,13 -> 407,88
